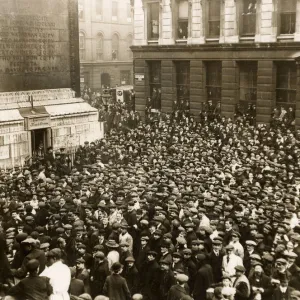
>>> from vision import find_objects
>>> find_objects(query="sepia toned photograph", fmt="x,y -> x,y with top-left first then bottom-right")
0,0 -> 300,300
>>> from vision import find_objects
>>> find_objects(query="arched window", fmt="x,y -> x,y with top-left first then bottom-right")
96,33 -> 104,60
112,34 -> 119,60
127,34 -> 133,59
79,32 -> 86,60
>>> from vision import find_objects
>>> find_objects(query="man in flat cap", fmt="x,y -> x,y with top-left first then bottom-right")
7,259 -> 52,300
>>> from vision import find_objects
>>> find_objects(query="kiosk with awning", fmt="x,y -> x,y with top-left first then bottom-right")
0,89 -> 102,169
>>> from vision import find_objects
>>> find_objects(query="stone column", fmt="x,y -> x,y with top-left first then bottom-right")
220,0 -> 239,43
255,0 -> 277,43
161,60 -> 175,112
189,0 -> 205,44
190,60 -> 205,116
221,60 -> 238,118
134,59 -> 147,116
161,0 -> 175,44
256,60 -> 274,125
133,0 -> 147,45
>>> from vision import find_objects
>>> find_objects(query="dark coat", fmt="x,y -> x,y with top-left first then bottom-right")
167,284 -> 189,300
122,265 -> 139,295
8,275 -> 52,300
135,244 -> 150,271
158,269 -> 176,300
14,248 -> 46,279
193,264 -> 214,300
139,259 -> 160,300
183,258 -> 197,290
272,286 -> 293,300
248,273 -> 273,300
90,259 -> 110,297
208,250 -> 224,283
103,273 -> 131,300
69,278 -> 85,296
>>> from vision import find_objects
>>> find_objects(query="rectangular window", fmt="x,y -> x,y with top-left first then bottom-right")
112,1 -> 118,20
241,0 -> 256,36
176,61 -> 190,111
148,2 -> 159,40
149,61 -> 161,110
178,0 -> 189,39
239,62 -> 257,111
96,0 -> 102,16
208,0 -> 221,37
280,0 -> 296,34
206,61 -> 222,107
120,70 -> 131,85
276,62 -> 297,105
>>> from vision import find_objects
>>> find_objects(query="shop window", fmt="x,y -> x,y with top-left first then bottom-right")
79,32 -> 86,61
112,1 -> 118,21
127,3 -> 132,22
149,61 -> 161,110
121,70 -> 131,85
78,0 -> 84,20
148,2 -> 159,40
177,0 -> 189,40
112,34 -> 119,60
127,34 -> 133,59
241,0 -> 257,36
276,62 -> 297,106
206,61 -> 222,106
96,33 -> 104,60
280,0 -> 296,35
239,62 -> 257,110
208,0 -> 221,38
176,61 -> 190,110
96,0 -> 102,16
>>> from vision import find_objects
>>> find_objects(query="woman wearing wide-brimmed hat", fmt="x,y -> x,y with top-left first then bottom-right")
106,240 -> 120,269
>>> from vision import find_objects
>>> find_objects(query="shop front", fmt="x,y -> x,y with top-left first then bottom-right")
0,89 -> 103,169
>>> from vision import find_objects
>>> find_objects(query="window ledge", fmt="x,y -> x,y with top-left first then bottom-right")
206,38 -> 219,42
148,40 -> 159,44
240,36 -> 255,41
176,39 -> 188,44
277,34 -> 294,40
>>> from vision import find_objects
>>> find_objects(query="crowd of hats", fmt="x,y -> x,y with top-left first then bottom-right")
1,111 -> 300,300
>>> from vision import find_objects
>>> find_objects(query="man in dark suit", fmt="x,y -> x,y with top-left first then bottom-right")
139,251 -> 160,300
192,254 -> 214,300
272,277 -> 294,300
135,235 -> 150,272
103,262 -> 131,300
208,239 -> 224,283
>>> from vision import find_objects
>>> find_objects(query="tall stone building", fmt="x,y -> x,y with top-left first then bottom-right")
79,0 -> 134,90
132,0 -> 300,126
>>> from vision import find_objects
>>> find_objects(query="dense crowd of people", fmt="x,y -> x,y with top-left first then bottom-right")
1,105 -> 300,300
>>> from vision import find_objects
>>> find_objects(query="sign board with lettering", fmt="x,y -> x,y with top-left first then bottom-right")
0,0 -> 80,95
24,116 -> 51,130
135,74 -> 145,86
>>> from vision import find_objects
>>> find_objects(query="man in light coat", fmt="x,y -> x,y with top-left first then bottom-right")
222,244 -> 243,279
40,248 -> 71,300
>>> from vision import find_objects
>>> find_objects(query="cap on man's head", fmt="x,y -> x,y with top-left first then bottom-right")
47,248 -> 62,259
26,259 -> 40,272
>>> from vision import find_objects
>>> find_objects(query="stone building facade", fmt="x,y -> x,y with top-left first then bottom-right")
132,0 -> 300,126
79,0 -> 134,91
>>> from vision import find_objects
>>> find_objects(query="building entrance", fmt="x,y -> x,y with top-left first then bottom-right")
31,129 -> 49,157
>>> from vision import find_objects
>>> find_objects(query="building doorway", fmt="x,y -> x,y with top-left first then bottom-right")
31,129 -> 49,157
101,73 -> 111,89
